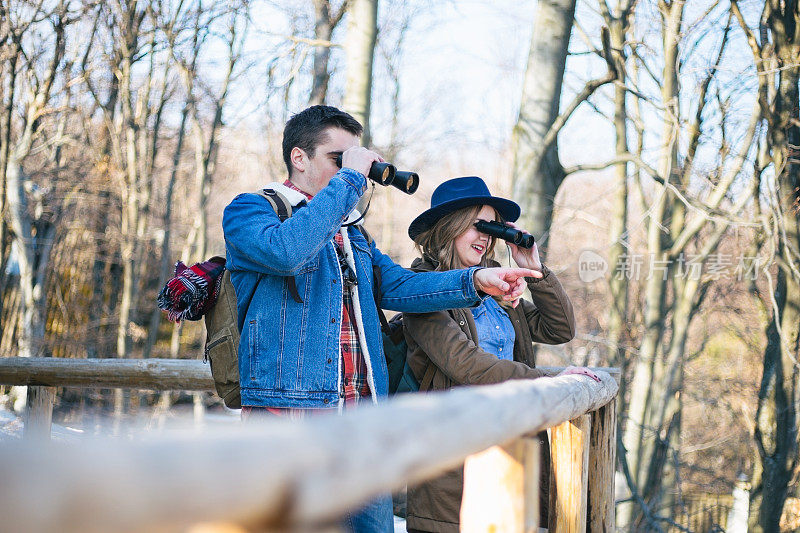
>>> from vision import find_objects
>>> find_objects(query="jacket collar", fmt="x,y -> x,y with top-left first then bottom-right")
263,182 -> 308,206
410,257 -> 436,272
409,256 -> 501,272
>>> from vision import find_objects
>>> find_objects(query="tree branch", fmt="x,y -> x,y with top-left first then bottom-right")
540,27 -> 619,151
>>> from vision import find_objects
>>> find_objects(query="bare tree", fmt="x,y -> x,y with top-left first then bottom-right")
597,4 -> 757,528
731,1 -> 800,529
510,0 -> 617,255
599,0 -> 636,385
75,0 -> 183,419
557,1 -> 760,527
3,1 -> 72,359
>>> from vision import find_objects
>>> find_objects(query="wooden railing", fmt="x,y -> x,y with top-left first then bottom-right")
0,357 -> 619,532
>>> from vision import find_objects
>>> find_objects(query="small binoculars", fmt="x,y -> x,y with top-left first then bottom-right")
335,154 -> 419,195
474,220 -> 535,249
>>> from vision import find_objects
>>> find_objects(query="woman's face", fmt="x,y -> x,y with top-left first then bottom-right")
454,205 -> 497,267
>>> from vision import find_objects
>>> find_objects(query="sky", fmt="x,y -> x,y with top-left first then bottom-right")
221,0 -> 618,182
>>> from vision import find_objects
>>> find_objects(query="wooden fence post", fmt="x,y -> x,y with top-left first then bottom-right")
549,414 -> 591,533
461,436 -> 540,533
24,386 -> 55,441
588,400 -> 617,532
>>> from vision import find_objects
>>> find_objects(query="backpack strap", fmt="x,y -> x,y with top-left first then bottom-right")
356,224 -> 374,245
257,188 -> 292,221
419,362 -> 436,392
356,224 -> 392,336
255,188 -> 302,304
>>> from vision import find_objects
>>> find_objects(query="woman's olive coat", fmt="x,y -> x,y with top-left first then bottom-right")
403,257 -> 577,533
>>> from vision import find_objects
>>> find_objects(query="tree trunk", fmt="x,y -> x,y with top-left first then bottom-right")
510,0 -> 576,254
0,50 -> 17,306
751,54 -> 800,533
729,1 -> 800,528
308,0 -> 339,106
342,0 -> 377,147
142,100 -> 190,360
6,160 -> 47,358
112,1 -> 144,425
602,1 -> 633,372
618,2 -> 683,528
4,16 -> 66,359
642,275 -> 695,515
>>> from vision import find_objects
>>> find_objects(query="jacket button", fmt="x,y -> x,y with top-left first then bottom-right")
459,321 -> 465,326
323,398 -> 330,404
331,318 -> 336,323
327,358 -> 333,363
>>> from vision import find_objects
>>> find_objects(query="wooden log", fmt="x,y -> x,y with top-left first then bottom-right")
24,386 -> 55,441
0,357 -> 619,393
461,438 -> 540,533
0,371 -> 618,533
549,414 -> 591,533
0,357 -> 215,391
587,399 -> 617,532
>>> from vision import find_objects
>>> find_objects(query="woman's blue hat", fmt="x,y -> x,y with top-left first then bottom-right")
408,176 -> 521,240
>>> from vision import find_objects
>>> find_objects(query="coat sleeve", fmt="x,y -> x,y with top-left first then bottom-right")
403,310 -> 545,386
368,241 -> 482,312
223,170 -> 365,275
520,265 -> 576,344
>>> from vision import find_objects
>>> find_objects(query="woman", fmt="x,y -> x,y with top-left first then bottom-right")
402,176 -> 599,533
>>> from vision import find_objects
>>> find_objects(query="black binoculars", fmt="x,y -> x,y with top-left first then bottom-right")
335,154 -> 419,195
474,220 -> 535,248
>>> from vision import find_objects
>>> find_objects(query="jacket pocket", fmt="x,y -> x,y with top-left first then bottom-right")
297,254 -> 320,274
205,326 -> 241,409
350,238 -> 375,290
350,237 -> 373,258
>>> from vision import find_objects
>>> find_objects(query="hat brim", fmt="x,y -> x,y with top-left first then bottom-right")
408,196 -> 521,241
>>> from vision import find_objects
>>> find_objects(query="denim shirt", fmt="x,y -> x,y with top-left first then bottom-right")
223,169 -> 483,408
471,297 -> 516,360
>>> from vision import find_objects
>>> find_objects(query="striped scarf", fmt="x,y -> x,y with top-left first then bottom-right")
156,257 -> 226,322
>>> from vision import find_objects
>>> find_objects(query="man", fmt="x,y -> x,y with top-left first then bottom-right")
222,105 -> 538,532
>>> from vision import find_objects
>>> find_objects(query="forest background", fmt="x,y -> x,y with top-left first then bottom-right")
1,0 -> 798,531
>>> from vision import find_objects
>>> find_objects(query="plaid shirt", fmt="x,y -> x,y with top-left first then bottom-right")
243,180 -> 370,420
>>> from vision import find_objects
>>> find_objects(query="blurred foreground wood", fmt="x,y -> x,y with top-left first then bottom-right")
0,358 -> 619,532
461,438 -> 540,533
549,415 -> 591,532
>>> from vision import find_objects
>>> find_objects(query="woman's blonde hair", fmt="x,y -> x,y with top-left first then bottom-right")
414,204 -> 502,271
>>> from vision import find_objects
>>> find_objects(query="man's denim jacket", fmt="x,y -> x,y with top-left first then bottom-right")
223,169 -> 482,408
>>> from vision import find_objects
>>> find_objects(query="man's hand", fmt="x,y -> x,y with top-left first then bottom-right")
341,146 -> 384,178
557,366 -> 602,382
473,267 -> 541,307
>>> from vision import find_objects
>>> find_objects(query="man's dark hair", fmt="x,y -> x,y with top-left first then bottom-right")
282,105 -> 363,176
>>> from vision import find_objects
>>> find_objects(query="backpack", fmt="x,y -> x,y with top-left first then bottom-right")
203,268 -> 242,408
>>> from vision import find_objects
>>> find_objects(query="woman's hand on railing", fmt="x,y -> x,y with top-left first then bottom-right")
557,365 -> 601,382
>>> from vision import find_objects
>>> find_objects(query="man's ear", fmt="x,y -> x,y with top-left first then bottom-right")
290,147 -> 306,173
